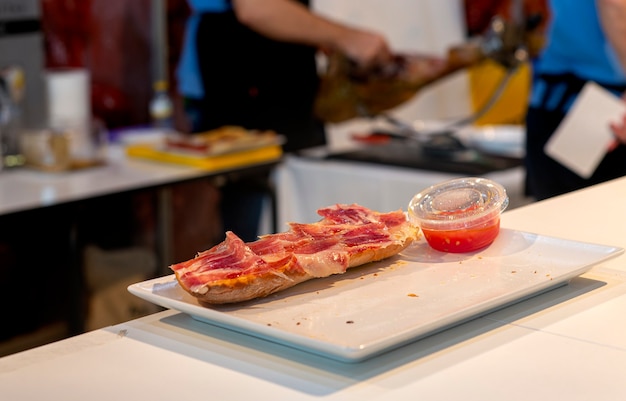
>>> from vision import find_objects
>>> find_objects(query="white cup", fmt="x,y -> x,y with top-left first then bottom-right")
45,68 -> 92,161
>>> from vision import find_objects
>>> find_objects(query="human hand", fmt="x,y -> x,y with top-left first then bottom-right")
608,92 -> 626,152
400,54 -> 449,84
338,28 -> 392,69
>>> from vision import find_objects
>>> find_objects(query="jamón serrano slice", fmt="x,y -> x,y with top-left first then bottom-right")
170,204 -> 420,304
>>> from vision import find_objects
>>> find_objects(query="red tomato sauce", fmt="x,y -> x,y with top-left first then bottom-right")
422,217 -> 501,253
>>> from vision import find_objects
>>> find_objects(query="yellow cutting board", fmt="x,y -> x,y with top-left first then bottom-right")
125,143 -> 282,171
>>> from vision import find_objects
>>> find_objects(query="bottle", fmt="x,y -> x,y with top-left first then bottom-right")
149,80 -> 174,130
0,67 -> 26,168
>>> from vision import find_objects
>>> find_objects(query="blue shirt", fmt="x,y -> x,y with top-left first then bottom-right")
534,0 -> 626,83
177,0 -> 232,98
530,0 -> 626,110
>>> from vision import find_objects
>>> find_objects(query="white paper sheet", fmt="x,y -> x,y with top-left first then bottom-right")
544,82 -> 625,178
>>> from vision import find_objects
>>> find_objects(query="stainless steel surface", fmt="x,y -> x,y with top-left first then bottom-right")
0,0 -> 47,169
0,0 -> 47,129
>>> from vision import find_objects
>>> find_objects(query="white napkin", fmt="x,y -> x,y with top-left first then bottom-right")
544,82 -> 625,178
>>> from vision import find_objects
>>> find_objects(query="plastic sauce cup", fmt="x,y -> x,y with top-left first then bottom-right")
408,177 -> 509,253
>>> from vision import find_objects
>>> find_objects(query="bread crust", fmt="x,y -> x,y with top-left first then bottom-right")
189,269 -> 312,305
180,223 -> 418,304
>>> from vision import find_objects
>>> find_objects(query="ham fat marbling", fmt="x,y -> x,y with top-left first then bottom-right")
170,204 -> 420,304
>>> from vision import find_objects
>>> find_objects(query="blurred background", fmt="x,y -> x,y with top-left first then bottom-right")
0,0 -> 548,356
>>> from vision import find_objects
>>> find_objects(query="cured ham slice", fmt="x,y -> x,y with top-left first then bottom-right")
170,204 -> 420,304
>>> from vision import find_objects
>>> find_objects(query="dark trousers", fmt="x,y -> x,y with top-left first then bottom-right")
525,73 -> 626,200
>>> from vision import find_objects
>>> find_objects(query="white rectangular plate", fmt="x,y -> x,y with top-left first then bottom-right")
128,229 -> 623,362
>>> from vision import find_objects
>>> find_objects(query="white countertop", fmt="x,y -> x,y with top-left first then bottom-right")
0,145 -> 278,216
2,175 -> 626,400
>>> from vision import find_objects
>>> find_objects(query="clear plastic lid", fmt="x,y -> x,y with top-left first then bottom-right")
408,177 -> 509,230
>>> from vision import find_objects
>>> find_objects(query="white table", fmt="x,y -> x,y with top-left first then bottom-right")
0,142 -> 280,262
2,176 -> 626,400
0,144 -> 280,334
272,154 -> 531,230
0,145 -> 277,217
